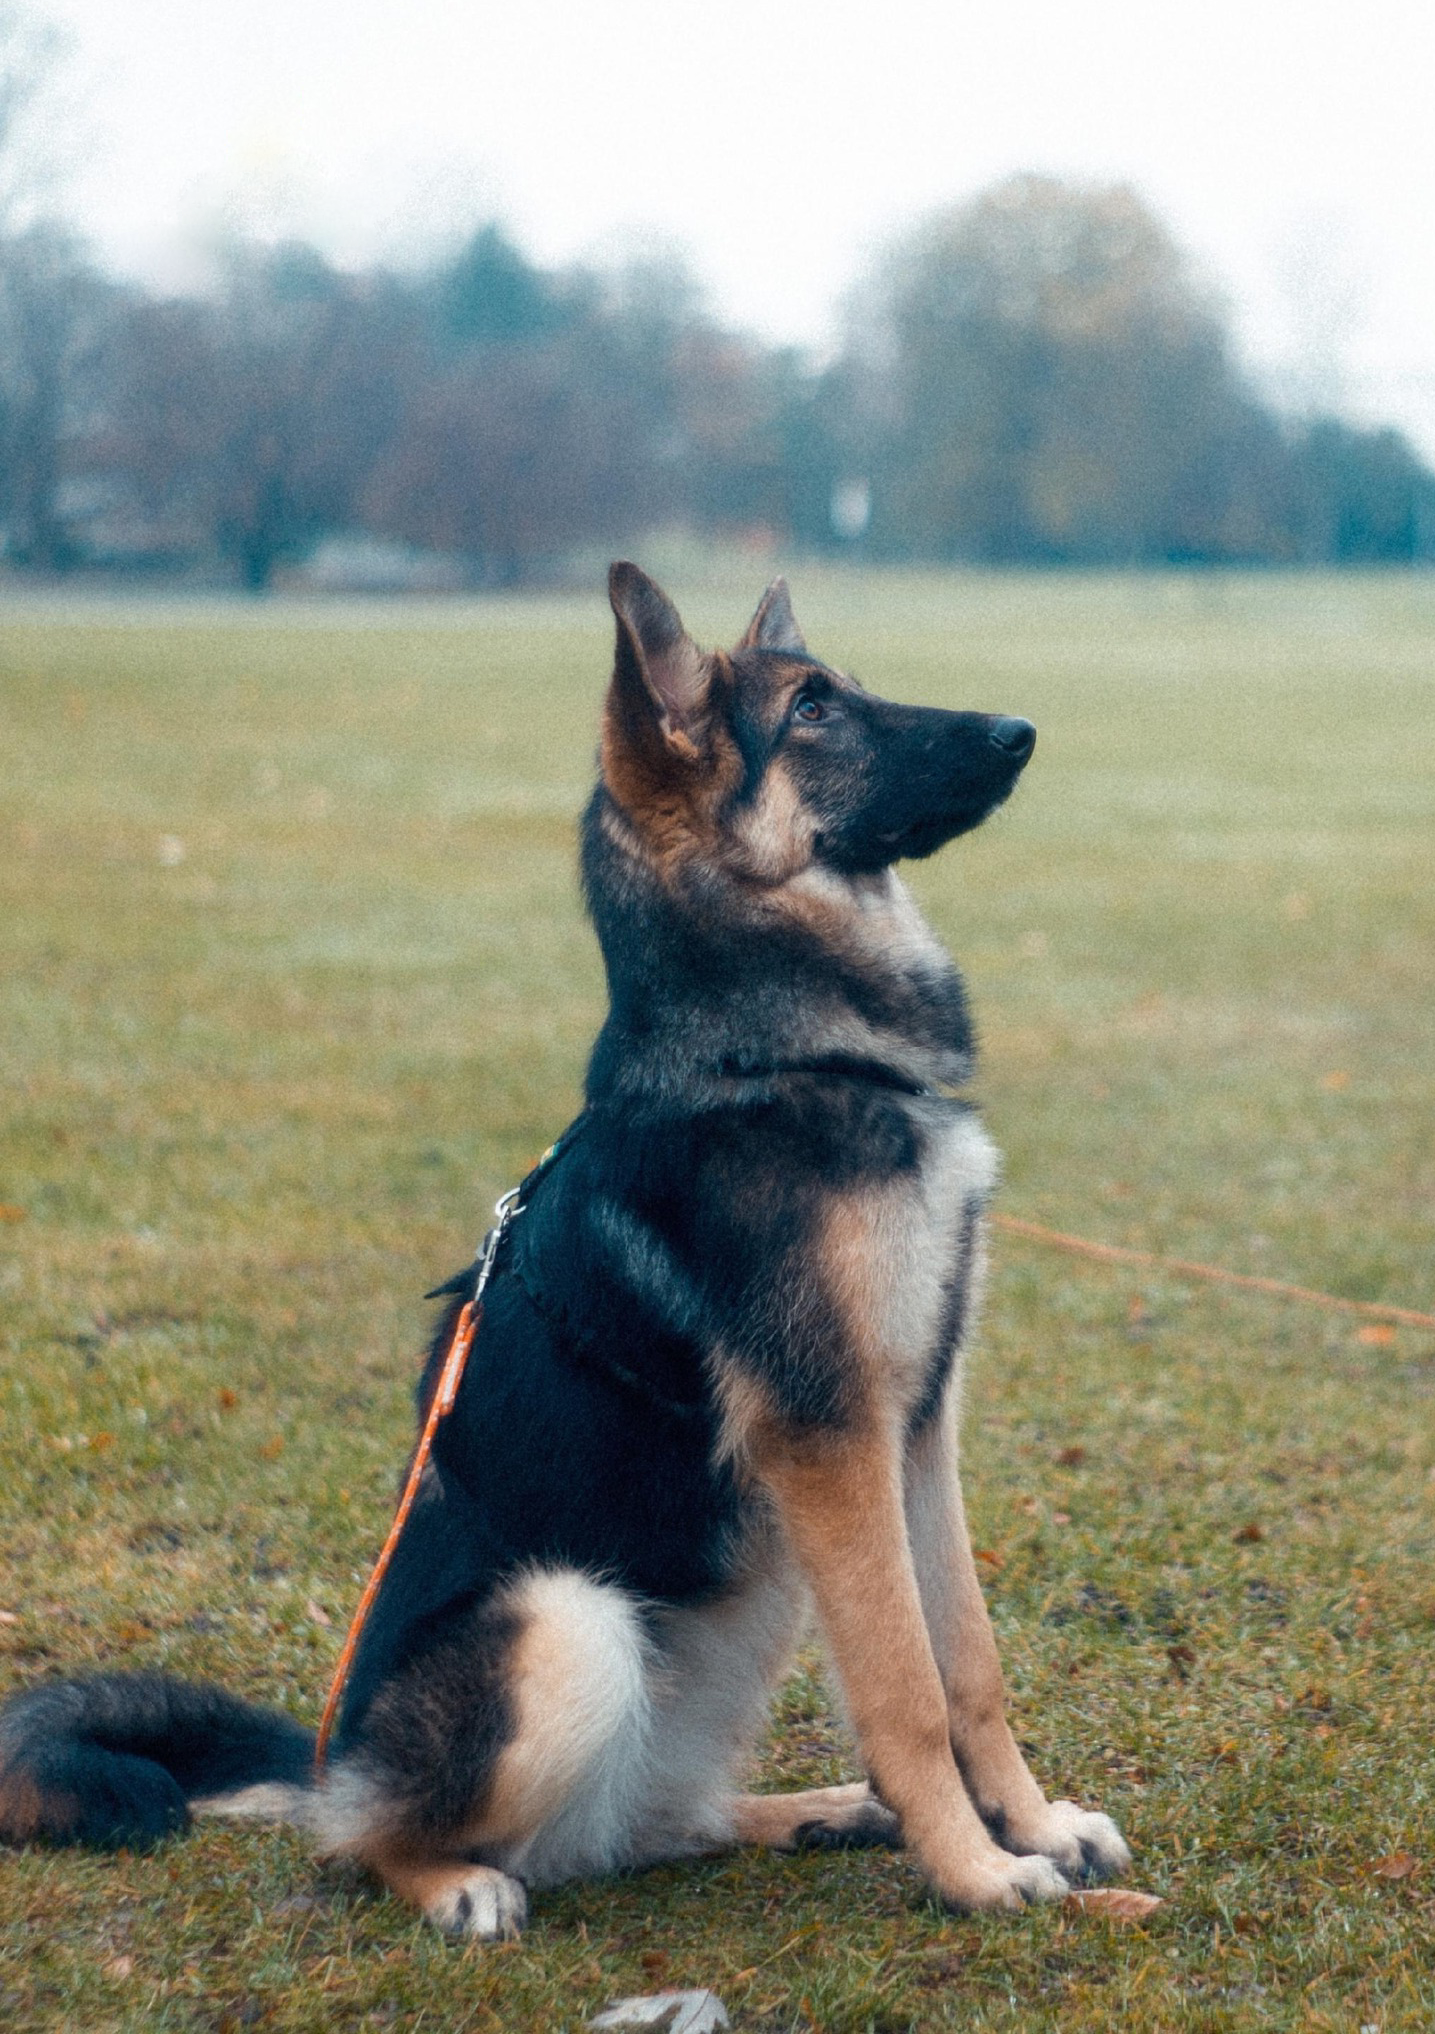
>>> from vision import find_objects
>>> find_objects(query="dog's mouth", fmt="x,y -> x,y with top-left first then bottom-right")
814,781 -> 1023,872
873,783 -> 1022,858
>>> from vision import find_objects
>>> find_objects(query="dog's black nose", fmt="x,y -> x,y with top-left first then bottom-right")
988,716 -> 1036,760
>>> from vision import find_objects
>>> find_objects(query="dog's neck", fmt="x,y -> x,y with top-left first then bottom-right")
580,788 -> 975,1107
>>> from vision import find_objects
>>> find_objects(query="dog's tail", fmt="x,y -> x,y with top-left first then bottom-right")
0,1673 -> 316,1850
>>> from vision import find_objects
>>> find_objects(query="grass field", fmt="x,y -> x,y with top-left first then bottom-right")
1,568 -> 1433,2032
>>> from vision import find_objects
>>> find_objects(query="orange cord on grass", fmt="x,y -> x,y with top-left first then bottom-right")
991,1214 -> 1435,1331
313,1298 -> 480,1775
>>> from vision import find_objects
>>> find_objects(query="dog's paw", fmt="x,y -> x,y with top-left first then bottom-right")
1009,1800 -> 1132,1883
425,1866 -> 528,1942
793,1785 -> 902,1852
940,1851 -> 1071,1912
731,1780 -> 903,1854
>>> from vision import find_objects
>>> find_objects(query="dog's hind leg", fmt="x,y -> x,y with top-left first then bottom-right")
366,1855 -> 530,1942
731,1781 -> 899,1850
617,1534 -> 899,1866
905,1394 -> 1131,1883
318,1568 -> 652,1940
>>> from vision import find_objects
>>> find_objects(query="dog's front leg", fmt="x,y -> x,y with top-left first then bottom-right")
753,1421 -> 1069,1912
905,1398 -> 1131,1882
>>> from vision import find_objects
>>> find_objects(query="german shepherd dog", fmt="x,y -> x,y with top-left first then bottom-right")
0,566 -> 1130,1937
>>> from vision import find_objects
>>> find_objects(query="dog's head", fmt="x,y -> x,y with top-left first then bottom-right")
600,563 -> 1035,885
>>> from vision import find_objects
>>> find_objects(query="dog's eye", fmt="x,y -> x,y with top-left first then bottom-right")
792,693 -> 825,724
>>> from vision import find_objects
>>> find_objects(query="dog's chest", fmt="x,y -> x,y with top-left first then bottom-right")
825,1103 -> 997,1406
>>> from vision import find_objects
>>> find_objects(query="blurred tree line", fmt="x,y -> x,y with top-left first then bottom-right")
1,175 -> 1432,585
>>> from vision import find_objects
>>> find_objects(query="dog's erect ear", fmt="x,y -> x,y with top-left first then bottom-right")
737,577 -> 807,656
608,562 -> 708,748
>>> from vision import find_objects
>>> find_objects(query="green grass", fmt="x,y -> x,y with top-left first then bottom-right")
1,569 -> 1433,2032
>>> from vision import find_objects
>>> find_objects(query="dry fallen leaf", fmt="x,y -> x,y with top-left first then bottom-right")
0,1204 -> 26,1222
1357,1324 -> 1397,1347
259,1436 -> 284,1459
1321,1069 -> 1351,1091
1369,1853 -> 1419,1880
217,1387 -> 239,1410
1168,1642 -> 1197,1680
973,1548 -> 1004,1570
0,1610 -> 18,1624
305,1599 -> 333,1628
1054,1445 -> 1087,1467
1233,1521 -> 1263,1544
103,1955 -> 135,1979
1066,1888 -> 1164,1922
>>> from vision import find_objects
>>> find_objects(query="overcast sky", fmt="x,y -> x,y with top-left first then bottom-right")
44,0 -> 1435,455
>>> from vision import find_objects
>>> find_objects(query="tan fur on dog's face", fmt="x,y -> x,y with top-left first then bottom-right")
601,563 -> 852,887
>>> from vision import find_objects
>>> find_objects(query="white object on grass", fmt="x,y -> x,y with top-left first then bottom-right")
589,1992 -> 730,2032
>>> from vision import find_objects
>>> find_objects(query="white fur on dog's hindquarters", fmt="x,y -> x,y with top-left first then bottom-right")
425,1865 -> 528,1941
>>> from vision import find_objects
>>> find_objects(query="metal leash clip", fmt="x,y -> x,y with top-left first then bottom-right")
470,1183 -> 525,1305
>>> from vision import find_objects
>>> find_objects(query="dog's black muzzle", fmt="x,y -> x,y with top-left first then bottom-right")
825,705 -> 1037,870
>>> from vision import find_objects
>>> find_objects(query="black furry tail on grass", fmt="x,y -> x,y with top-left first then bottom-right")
0,1673 -> 315,1850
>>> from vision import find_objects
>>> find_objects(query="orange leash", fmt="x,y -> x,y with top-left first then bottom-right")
991,1213 -> 1435,1331
313,1296 -> 480,1774
312,1122 -> 584,1775
312,1157 -> 555,1776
